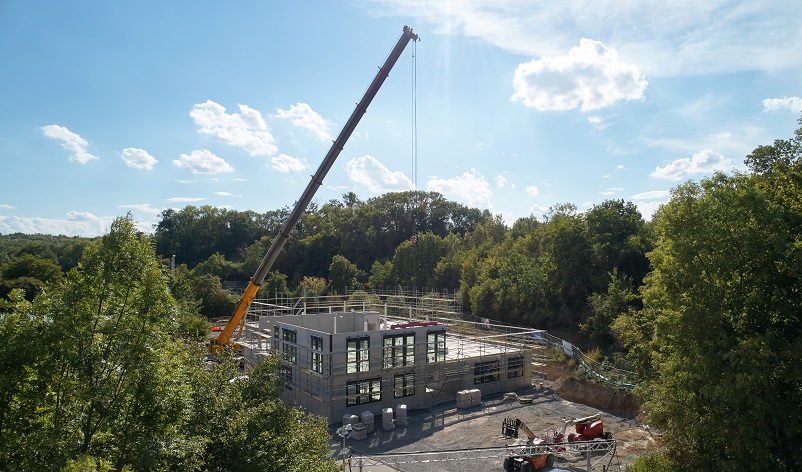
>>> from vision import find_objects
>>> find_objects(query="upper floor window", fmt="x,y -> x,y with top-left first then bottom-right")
383,333 -> 415,368
311,335 -> 324,374
282,328 -> 297,364
347,337 -> 370,373
427,330 -> 446,363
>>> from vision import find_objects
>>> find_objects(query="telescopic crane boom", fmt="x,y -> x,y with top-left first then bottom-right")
209,26 -> 419,353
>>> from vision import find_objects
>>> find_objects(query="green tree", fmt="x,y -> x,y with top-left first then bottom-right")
260,270 -> 289,298
582,269 -> 637,348
633,170 -> 802,470
192,252 -> 242,280
0,253 -> 64,300
0,215 -> 338,471
584,199 -> 650,289
328,254 -> 363,294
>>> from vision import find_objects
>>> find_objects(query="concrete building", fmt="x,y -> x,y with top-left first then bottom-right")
240,290 -> 542,424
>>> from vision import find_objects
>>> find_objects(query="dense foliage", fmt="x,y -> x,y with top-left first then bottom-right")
4,116 -> 802,470
615,117 -> 802,471
0,216 -> 337,472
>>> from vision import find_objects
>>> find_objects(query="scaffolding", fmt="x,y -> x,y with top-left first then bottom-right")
237,288 -> 546,423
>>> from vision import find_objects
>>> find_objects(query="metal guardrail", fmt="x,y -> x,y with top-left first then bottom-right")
348,440 -> 617,471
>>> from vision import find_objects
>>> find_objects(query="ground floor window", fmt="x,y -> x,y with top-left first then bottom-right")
474,359 -> 500,384
346,377 -> 382,406
507,356 -> 525,378
394,372 -> 415,398
278,365 -> 292,390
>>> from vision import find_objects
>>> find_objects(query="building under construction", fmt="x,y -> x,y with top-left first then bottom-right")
237,288 -> 544,423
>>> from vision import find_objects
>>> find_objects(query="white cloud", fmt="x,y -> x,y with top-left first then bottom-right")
600,187 -> 622,196
634,200 -> 666,221
762,96 -> 802,112
616,164 -> 625,169
512,38 -> 647,111
273,103 -> 333,141
121,148 -> 157,170
41,124 -> 98,164
172,149 -> 234,175
525,185 -> 539,196
118,203 -> 162,214
372,1 -> 802,77
631,190 -> 670,200
495,175 -> 508,188
496,210 -> 517,227
527,203 -> 550,219
271,153 -> 307,173
650,149 -> 733,181
427,169 -> 493,207
346,155 -> 413,192
167,197 -> 206,203
0,204 -> 14,210
0,213 -> 115,237
190,100 -> 278,156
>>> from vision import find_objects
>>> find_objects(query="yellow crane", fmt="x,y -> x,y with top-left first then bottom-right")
208,25 -> 419,353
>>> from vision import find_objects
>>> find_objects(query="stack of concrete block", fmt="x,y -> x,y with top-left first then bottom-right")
456,389 -> 482,409
382,407 -> 395,431
469,388 -> 482,406
395,404 -> 408,426
456,390 -> 472,408
350,422 -> 367,440
360,411 -> 375,433
343,414 -> 359,428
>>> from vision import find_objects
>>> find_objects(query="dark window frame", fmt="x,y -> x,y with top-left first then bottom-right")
346,336 -> 370,373
474,359 -> 500,384
383,332 -> 415,368
346,377 -> 382,406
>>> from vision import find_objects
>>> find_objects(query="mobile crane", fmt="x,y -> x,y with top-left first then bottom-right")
208,26 -> 419,353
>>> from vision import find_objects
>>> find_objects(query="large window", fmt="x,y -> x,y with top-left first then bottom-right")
474,359 -> 500,384
508,356 -> 525,378
311,335 -> 324,374
383,333 -> 415,368
346,378 -> 382,406
427,330 -> 446,363
394,372 -> 415,399
282,328 -> 297,364
347,337 -> 370,373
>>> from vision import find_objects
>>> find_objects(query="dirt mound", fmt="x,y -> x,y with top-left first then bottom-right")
553,376 -> 640,417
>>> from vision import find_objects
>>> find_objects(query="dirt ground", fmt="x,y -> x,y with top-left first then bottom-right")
330,364 -> 662,471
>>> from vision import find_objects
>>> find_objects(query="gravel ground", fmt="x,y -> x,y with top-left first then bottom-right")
329,382 -> 661,472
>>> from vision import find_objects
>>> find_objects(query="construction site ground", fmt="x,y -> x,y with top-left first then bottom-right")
329,365 -> 661,471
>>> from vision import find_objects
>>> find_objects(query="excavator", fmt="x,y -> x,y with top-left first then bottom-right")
208,26 -> 419,354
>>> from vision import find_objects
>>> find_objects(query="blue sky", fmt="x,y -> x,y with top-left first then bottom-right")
2,1 -> 801,238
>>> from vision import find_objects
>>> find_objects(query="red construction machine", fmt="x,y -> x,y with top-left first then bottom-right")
502,419 -> 556,471
563,413 -> 612,442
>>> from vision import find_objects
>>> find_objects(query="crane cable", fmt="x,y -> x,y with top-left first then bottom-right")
411,38 -> 418,191
411,39 -> 419,288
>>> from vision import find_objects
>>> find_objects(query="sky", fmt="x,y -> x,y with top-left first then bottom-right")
2,1 -> 802,238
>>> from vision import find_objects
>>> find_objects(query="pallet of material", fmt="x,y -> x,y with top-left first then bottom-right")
382,407 -> 395,431
360,411 -> 375,433
396,404 -> 408,427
